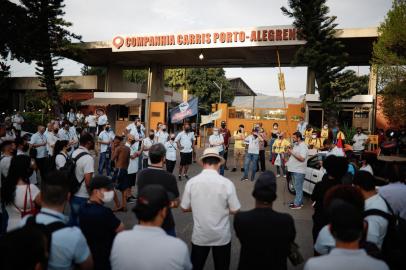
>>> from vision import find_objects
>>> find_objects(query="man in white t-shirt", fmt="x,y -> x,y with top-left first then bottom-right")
98,125 -> 113,176
209,127 -> 225,176
175,123 -> 195,181
11,111 -> 24,135
0,141 -> 14,184
181,148 -> 241,270
286,132 -> 309,210
111,185 -> 192,270
296,117 -> 308,136
242,129 -> 263,182
46,124 -> 60,157
352,128 -> 369,152
164,134 -> 178,173
85,112 -> 97,136
67,108 -> 76,124
97,110 -> 108,135
29,125 -> 48,181
155,124 -> 169,144
69,133 -> 95,226
141,129 -> 155,169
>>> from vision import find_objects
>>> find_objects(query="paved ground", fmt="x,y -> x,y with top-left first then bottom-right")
111,149 -> 314,270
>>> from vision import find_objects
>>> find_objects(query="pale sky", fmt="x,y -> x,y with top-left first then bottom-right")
8,0 -> 392,97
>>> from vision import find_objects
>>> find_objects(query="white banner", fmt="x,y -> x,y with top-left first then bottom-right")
200,109 -> 223,126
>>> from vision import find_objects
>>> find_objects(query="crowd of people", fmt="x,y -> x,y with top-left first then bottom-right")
0,108 -> 405,270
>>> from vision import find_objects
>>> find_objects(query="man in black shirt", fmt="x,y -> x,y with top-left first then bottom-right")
79,176 -> 124,270
234,171 -> 296,270
137,143 -> 180,237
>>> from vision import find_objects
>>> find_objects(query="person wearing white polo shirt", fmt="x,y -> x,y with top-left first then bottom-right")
164,134 -> 178,173
111,185 -> 192,270
181,148 -> 241,270
85,112 -> 97,136
155,124 -> 169,144
46,124 -> 60,157
29,125 -> 48,181
69,133 -> 95,226
175,123 -> 195,181
98,125 -> 113,176
97,110 -> 108,135
242,129 -> 263,182
352,127 -> 369,152
209,127 -> 225,175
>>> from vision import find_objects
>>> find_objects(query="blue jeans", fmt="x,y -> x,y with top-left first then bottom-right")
69,196 -> 88,226
291,172 -> 305,206
165,227 -> 177,237
98,151 -> 111,176
219,151 -> 225,175
243,153 -> 259,180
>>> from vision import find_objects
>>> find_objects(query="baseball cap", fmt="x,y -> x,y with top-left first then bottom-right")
134,185 -> 169,212
252,171 -> 277,203
89,175 -> 114,191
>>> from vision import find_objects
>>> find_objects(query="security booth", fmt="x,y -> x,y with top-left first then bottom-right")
305,94 -> 374,132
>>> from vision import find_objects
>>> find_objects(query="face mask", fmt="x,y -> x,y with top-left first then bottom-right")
185,128 -> 190,132
67,147 -> 72,152
357,131 -> 361,134
102,191 -> 114,203
54,129 -> 59,133
323,125 -> 328,129
130,140 -> 136,145
213,131 -> 219,135
149,135 -> 154,140
221,125 -> 226,128
163,128 -> 167,132
170,137 -> 175,141
312,135 -> 317,139
105,127 -> 110,132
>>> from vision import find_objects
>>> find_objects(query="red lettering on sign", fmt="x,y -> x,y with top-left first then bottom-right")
289,29 -> 296,40
283,29 -> 288,40
220,32 -> 226,43
177,34 -> 183,45
257,30 -> 262,41
262,30 -> 268,41
169,35 -> 175,45
125,37 -> 131,47
239,31 -> 245,42
276,29 -> 282,41
250,30 -> 257,41
268,30 -> 274,41
183,34 -> 189,45
213,32 -> 219,43
233,32 -> 239,42
196,34 -> 202,44
190,34 -> 196,44
206,33 -> 211,44
226,32 -> 232,43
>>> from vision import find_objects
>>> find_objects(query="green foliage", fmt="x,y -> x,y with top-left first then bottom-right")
373,0 -> 406,126
123,69 -> 148,84
81,66 -> 106,76
281,0 -> 355,123
21,112 -> 53,132
165,69 -> 188,91
341,122 -> 356,144
332,70 -> 369,99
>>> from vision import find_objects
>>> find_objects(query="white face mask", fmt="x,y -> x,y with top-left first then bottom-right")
312,135 -> 317,139
102,191 -> 114,203
213,131 -> 219,135
323,125 -> 328,129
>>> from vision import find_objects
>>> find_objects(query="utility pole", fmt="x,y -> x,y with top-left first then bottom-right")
213,81 -> 222,104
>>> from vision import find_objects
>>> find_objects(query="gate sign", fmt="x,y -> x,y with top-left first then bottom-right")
170,97 -> 198,123
112,25 -> 306,52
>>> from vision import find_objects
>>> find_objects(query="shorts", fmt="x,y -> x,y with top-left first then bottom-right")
180,152 -> 193,166
127,173 -> 137,187
112,168 -> 129,191
234,148 -> 245,158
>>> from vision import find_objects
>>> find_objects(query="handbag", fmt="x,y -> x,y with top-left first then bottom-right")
15,185 -> 39,218
288,242 -> 304,266
274,154 -> 282,166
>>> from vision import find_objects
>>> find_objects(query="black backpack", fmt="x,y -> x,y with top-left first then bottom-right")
25,215 -> 66,258
363,198 -> 406,270
59,152 -> 90,194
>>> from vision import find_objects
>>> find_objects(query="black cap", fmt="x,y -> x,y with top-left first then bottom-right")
89,175 -> 114,191
135,185 -> 169,211
252,171 -> 277,203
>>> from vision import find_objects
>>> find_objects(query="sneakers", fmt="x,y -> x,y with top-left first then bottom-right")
231,168 -> 237,172
240,177 -> 249,182
241,168 -> 244,172
276,174 -> 281,177
178,175 -> 182,181
184,175 -> 189,180
126,196 -> 137,204
289,204 -> 303,210
283,175 -> 287,178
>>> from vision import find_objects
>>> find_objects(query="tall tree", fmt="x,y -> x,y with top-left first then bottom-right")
281,0 -> 352,125
13,0 -> 82,116
373,0 -> 406,127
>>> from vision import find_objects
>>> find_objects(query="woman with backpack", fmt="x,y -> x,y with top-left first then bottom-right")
2,155 -> 41,232
53,140 -> 70,170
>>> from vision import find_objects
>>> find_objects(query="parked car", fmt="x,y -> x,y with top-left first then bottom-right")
286,155 -> 325,195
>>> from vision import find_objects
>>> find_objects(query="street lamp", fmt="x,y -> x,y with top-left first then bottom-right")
213,81 -> 222,104
198,50 -> 204,60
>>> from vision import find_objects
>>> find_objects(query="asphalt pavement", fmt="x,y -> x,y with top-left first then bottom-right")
111,149 -> 314,270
